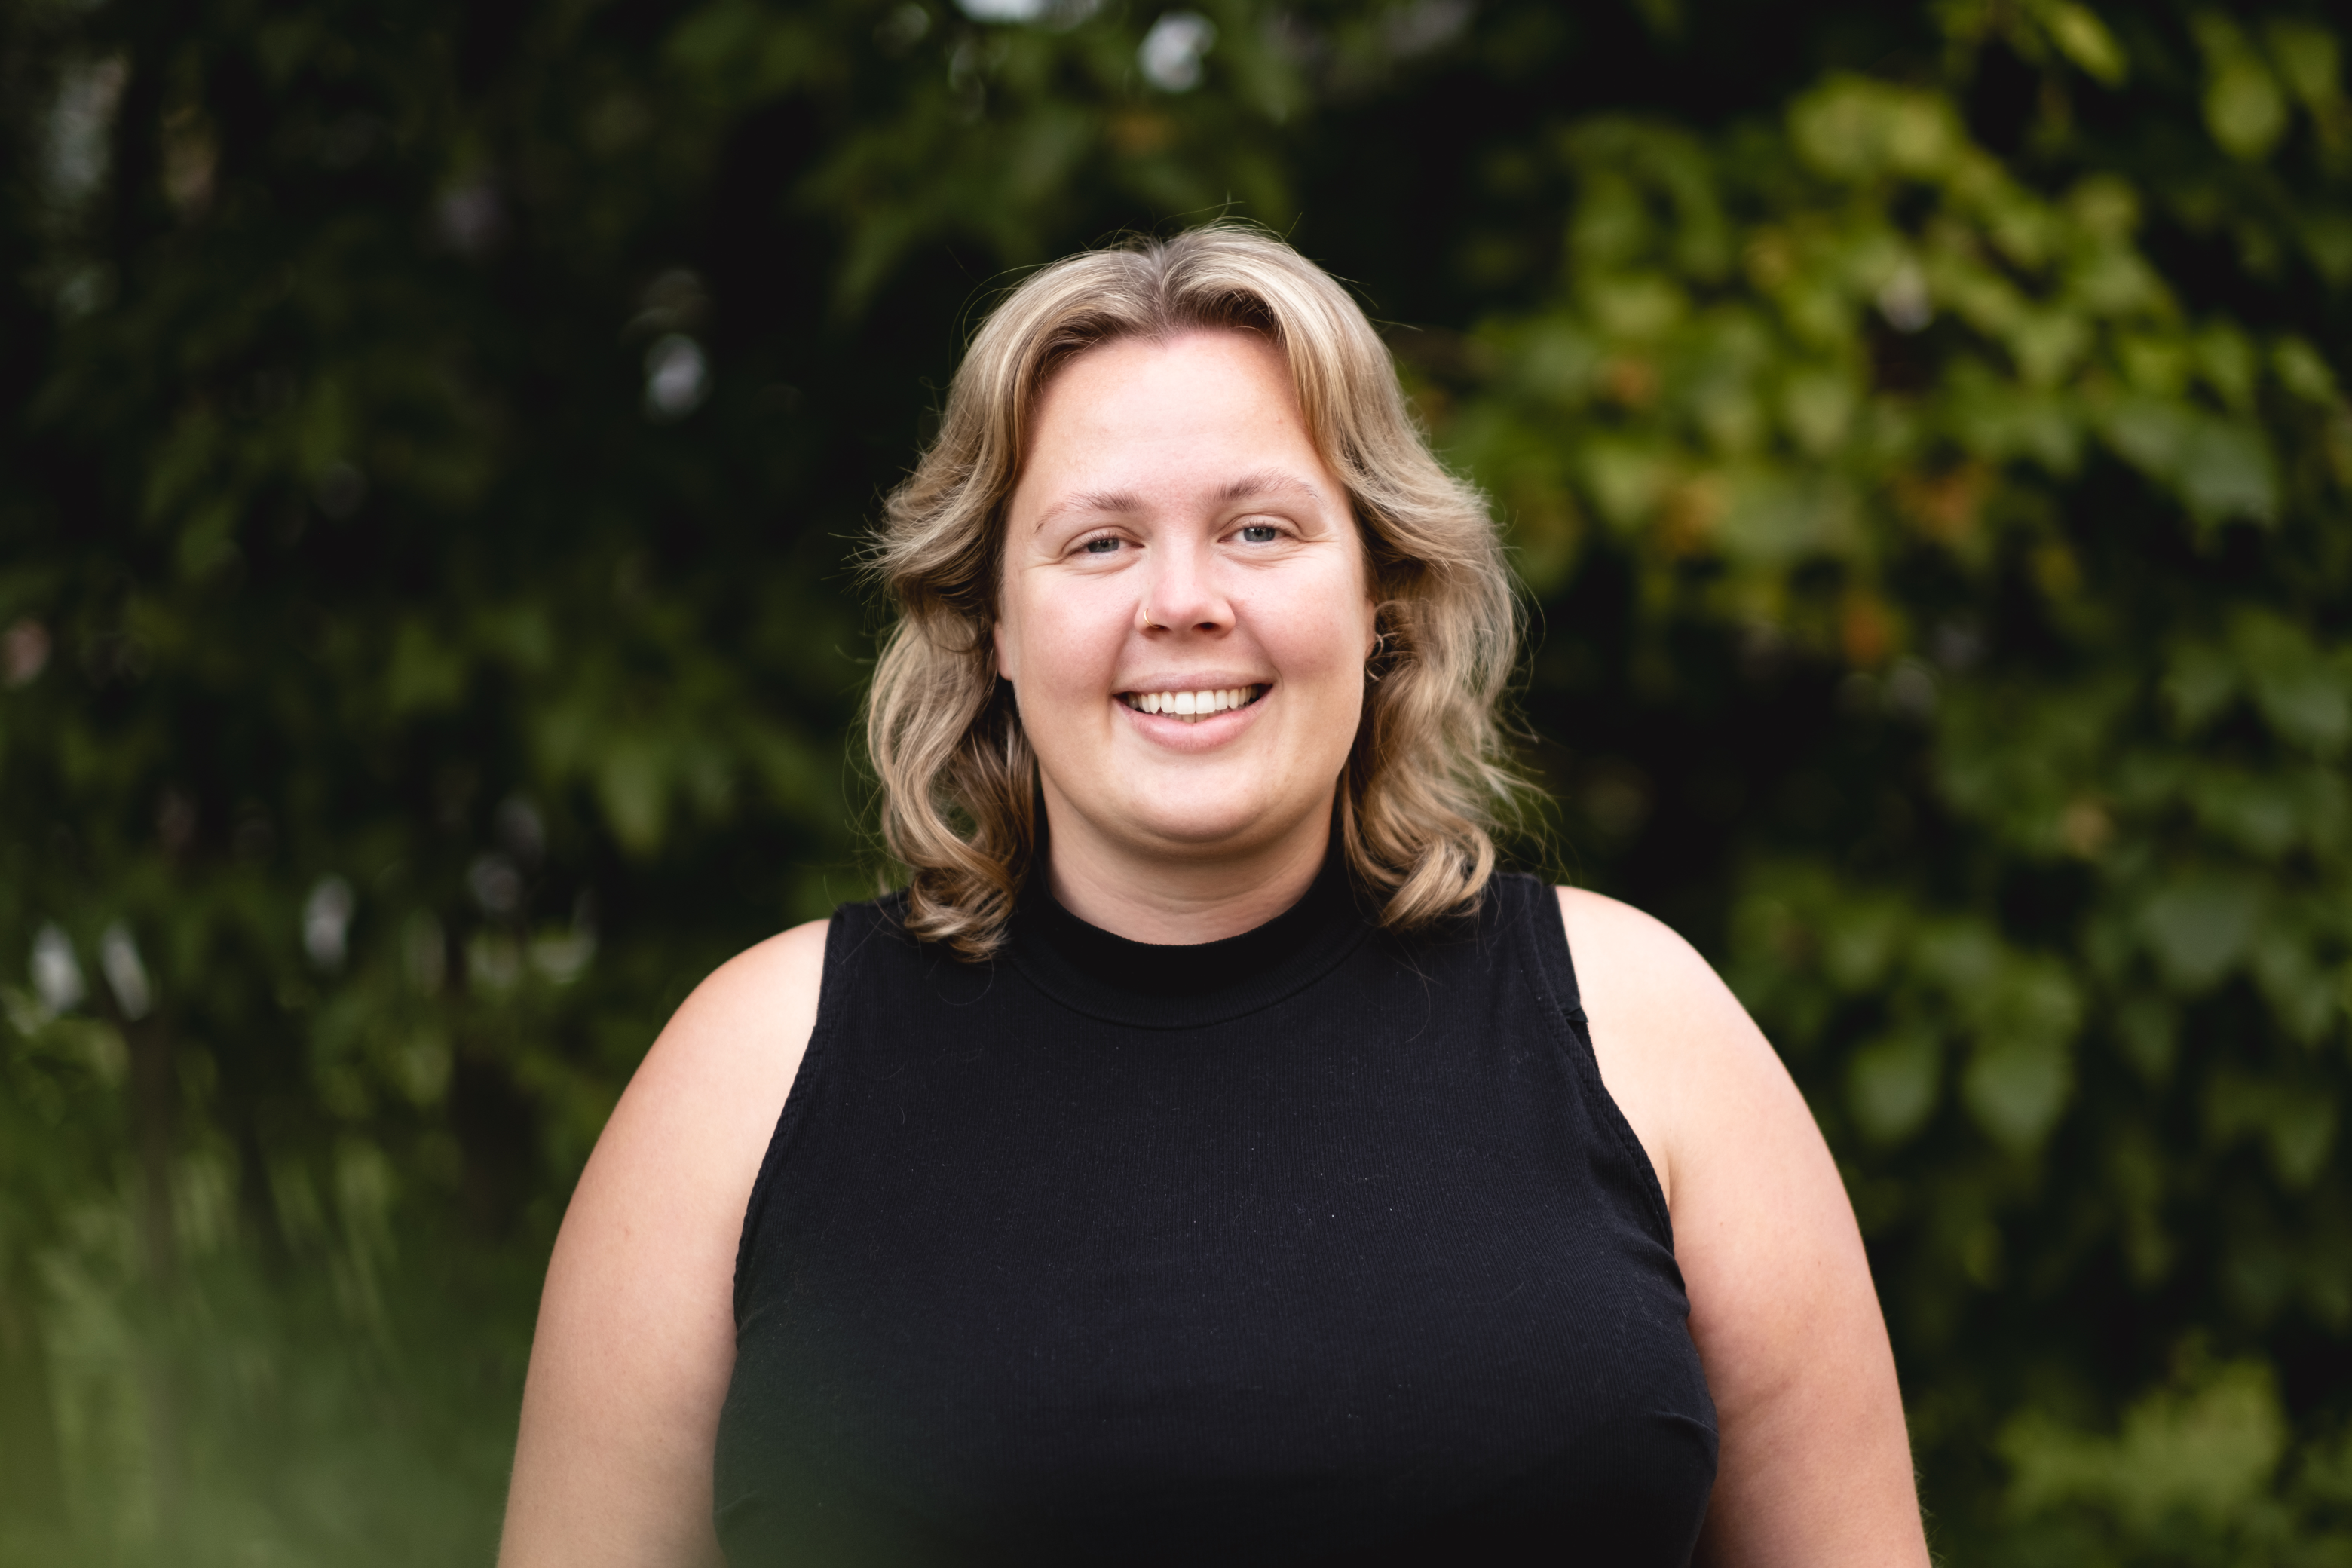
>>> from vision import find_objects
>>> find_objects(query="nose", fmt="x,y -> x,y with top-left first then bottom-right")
1138,537 -> 1230,634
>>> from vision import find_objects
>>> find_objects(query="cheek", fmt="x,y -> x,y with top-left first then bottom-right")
1259,577 -> 1374,681
1001,580 -> 1124,700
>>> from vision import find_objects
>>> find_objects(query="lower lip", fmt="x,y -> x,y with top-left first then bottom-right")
1117,691 -> 1269,748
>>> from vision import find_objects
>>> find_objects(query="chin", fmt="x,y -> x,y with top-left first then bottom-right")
1118,791 -> 1313,857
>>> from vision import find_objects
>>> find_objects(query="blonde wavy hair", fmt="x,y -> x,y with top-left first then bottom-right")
865,223 -> 1524,958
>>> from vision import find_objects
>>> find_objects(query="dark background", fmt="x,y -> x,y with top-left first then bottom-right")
4,0 -> 2350,1560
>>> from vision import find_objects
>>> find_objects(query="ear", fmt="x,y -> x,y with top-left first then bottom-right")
992,615 -> 1016,683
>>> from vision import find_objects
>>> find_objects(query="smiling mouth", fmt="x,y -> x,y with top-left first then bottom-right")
1119,684 -> 1268,724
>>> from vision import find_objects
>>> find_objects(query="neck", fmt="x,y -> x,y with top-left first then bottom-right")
1040,796 -> 1336,945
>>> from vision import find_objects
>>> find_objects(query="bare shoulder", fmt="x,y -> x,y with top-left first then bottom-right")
1555,886 -> 1737,1025
499,916 -> 831,1568
1554,887 -> 1771,1052
1554,887 -> 1928,1564
619,917 -> 832,1132
1551,887 -> 1795,1209
580,916 -> 831,1196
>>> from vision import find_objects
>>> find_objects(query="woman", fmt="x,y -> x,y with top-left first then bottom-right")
501,226 -> 1929,1566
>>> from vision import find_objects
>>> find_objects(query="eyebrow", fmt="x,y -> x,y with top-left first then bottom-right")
1218,469 -> 1323,507
1032,489 -> 1144,531
1030,470 -> 1325,531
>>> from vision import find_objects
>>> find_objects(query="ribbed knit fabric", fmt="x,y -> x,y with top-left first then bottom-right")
714,857 -> 1718,1566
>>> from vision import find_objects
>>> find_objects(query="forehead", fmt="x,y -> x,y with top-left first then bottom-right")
1016,329 -> 1322,497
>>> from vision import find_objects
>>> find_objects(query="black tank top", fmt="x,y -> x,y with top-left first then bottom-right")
715,858 -> 1717,1566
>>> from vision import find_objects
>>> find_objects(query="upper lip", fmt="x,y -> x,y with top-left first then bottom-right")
1116,673 -> 1272,694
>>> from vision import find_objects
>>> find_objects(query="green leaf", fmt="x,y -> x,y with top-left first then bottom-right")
2233,612 -> 2351,753
1578,438 -> 1672,527
2002,1358 -> 2287,1532
2005,308 -> 2091,387
175,501 -> 242,580
1848,1030 -> 1942,1144
2272,337 -> 2341,404
2195,323 -> 2260,410
2305,209 -> 2352,284
2249,936 -> 2340,1046
2262,19 -> 2344,112
2044,3 -> 2127,86
2176,418 -> 2278,525
2162,639 -> 2237,730
1778,366 -> 1857,453
2187,766 -> 2301,858
2197,14 -> 2291,161
1787,77 -> 1962,181
385,621 -> 467,715
2100,394 -> 2194,480
594,734 -> 669,856
1962,1033 -> 2073,1151
2141,873 -> 2266,991
2115,994 -> 2178,1083
1710,469 -> 1858,568
2204,62 -> 2287,161
1821,896 -> 1907,989
2209,1069 -> 2340,1187
1582,273 -> 1688,341
1914,919 -> 2004,997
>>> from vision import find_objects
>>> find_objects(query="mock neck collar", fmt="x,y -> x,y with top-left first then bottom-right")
1006,842 -> 1370,1029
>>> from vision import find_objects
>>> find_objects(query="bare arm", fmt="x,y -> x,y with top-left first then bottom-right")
498,919 -> 829,1568
1560,889 -> 1927,1568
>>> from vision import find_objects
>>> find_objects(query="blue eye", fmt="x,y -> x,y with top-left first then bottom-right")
1239,524 -> 1280,544
1083,537 -> 1122,554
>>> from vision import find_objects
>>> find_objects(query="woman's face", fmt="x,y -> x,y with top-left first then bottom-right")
996,329 -> 1377,874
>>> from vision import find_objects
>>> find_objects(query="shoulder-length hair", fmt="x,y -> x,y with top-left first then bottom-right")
864,223 -> 1524,959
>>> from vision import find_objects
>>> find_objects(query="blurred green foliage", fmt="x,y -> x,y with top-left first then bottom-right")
2,0 -> 2348,1561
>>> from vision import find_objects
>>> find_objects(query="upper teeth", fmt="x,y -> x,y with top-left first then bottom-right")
1128,686 -> 1260,718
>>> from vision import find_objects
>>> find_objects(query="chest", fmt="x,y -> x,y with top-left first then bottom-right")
715,911 -> 1716,1565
